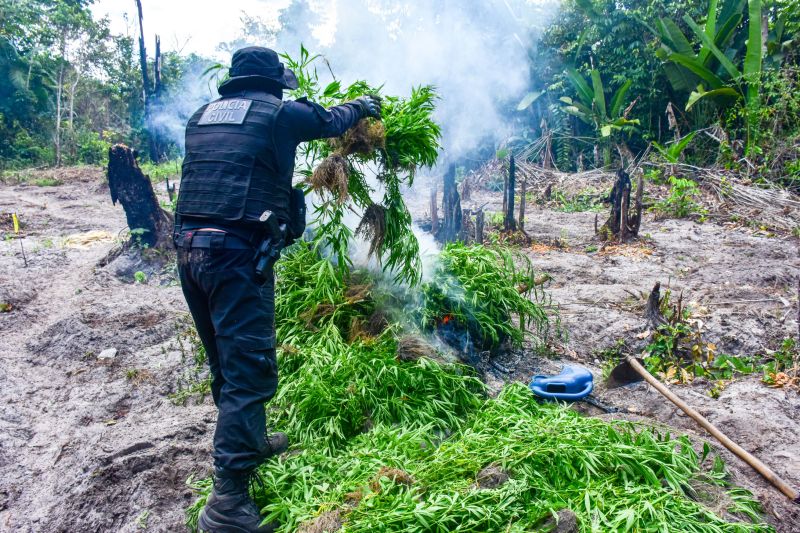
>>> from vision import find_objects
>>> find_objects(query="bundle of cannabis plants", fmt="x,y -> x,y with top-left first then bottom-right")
285,46 -> 441,286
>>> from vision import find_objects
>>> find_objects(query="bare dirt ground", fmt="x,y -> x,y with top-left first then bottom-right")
1,169 -> 215,532
0,167 -> 798,532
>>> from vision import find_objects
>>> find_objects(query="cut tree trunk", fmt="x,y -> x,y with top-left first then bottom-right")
475,209 -> 484,244
645,282 -> 667,328
460,208 -> 472,243
461,176 -> 471,201
597,169 -> 642,242
430,185 -> 439,236
107,144 -> 173,250
518,177 -> 527,230
504,154 -> 517,232
440,164 -> 462,243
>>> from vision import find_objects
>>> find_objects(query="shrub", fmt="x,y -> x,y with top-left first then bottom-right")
653,176 -> 706,219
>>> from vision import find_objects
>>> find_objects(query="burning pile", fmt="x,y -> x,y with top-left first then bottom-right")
417,242 -> 550,354
185,240 -> 771,533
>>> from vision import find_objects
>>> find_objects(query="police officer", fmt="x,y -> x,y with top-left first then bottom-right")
174,46 -> 381,533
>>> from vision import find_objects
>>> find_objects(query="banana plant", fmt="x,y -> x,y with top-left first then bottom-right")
653,1 -> 766,134
559,68 -> 639,166
652,131 -> 698,163
651,0 -> 777,151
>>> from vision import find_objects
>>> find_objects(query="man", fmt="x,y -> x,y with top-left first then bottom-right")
174,46 -> 380,533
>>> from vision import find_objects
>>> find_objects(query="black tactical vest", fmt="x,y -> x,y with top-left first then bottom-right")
177,91 -> 292,227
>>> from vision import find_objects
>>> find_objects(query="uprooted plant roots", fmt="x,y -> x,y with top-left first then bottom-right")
330,119 -> 386,157
310,154 -> 350,201
355,203 -> 387,258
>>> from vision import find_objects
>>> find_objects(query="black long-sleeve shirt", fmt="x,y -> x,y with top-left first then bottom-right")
180,88 -> 362,236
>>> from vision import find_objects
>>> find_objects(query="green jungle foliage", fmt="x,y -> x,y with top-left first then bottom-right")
4,0 -> 800,190
521,0 -> 799,175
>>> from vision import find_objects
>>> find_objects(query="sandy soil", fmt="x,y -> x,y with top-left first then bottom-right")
0,169 -> 215,532
0,167 -> 798,532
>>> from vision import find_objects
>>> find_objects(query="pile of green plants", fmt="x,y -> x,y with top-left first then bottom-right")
416,242 -> 551,351
183,242 -> 772,532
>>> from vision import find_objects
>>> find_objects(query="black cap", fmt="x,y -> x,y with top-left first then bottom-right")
217,46 -> 298,95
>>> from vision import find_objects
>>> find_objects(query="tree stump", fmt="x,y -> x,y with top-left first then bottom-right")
475,209 -> 485,244
461,175 -> 471,201
596,169 -> 643,242
430,184 -> 439,236
644,282 -> 666,328
439,164 -> 462,243
504,154 -> 517,232
459,208 -> 473,243
107,143 -> 173,250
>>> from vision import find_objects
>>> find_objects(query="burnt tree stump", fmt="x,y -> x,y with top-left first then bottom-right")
459,208 -> 473,242
439,164 -> 462,243
597,169 -> 643,242
430,184 -> 439,236
107,143 -> 173,250
518,176 -> 527,230
475,209 -> 485,244
504,154 -> 517,232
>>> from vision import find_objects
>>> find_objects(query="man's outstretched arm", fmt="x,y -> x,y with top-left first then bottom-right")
278,95 -> 382,143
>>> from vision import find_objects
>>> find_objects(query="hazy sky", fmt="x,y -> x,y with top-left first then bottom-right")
90,0 -> 291,59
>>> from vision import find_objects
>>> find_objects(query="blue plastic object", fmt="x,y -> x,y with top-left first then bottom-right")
529,365 -> 593,401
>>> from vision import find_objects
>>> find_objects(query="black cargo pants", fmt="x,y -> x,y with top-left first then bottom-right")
176,230 -> 279,475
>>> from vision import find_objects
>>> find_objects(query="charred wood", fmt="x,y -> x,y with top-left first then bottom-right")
597,168 -> 641,242
107,143 -> 173,250
504,154 -> 517,231
440,164 -> 462,243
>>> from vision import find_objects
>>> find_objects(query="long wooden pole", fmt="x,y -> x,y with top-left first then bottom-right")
625,356 -> 800,503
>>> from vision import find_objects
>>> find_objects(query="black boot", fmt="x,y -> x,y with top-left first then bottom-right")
198,471 -> 276,533
263,432 -> 288,458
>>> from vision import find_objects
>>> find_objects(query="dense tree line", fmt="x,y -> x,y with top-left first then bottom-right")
0,0 -> 209,169
521,0 -> 800,187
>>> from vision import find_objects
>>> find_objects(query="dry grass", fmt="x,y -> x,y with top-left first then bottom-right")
396,335 -> 436,362
598,243 -> 654,261
369,466 -> 415,492
296,510 -> 343,533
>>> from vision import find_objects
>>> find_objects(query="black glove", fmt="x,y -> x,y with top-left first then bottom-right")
353,95 -> 382,119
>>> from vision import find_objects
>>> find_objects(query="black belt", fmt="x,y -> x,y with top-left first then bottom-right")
175,230 -> 253,250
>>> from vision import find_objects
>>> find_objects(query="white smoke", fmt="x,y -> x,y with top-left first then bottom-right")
274,0 -> 558,159
148,60 -> 220,153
